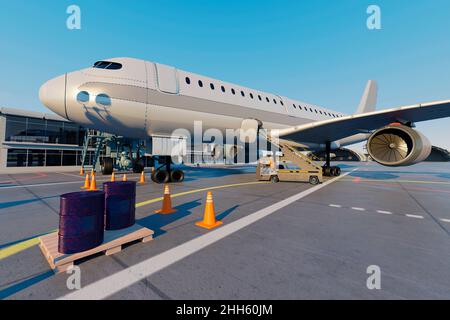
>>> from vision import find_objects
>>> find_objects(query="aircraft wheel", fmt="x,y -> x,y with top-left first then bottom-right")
309,176 -> 320,185
170,169 -> 185,183
270,175 -> 280,183
333,166 -> 341,176
133,162 -> 144,173
102,157 -> 113,175
323,166 -> 332,177
330,167 -> 337,176
151,170 -> 170,184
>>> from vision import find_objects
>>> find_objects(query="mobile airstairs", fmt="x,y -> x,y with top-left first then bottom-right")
257,134 -> 324,184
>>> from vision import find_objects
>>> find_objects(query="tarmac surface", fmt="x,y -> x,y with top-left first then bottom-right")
0,162 -> 449,300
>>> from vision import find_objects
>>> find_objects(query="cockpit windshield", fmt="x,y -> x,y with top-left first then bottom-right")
93,61 -> 122,70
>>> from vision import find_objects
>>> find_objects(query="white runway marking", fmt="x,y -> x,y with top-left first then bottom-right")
440,218 -> 450,223
351,207 -> 366,211
377,210 -> 393,215
405,214 -> 424,219
58,170 -> 357,300
329,204 -> 342,208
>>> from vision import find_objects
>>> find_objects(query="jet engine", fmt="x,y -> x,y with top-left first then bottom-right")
367,124 -> 432,166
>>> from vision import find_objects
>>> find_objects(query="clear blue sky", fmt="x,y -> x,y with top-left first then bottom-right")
1,0 -> 449,148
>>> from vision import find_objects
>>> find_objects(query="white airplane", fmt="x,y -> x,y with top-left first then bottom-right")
39,57 -> 450,176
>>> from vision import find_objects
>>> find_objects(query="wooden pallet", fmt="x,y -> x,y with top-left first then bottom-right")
39,224 -> 154,273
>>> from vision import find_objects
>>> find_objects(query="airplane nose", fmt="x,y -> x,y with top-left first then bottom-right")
39,74 -> 67,119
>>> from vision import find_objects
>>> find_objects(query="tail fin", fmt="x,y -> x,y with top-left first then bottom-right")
356,80 -> 377,114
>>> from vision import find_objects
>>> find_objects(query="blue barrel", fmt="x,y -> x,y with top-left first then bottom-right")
103,181 -> 136,230
58,191 -> 105,254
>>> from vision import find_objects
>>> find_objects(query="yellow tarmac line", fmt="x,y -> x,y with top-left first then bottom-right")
339,178 -> 450,185
0,230 -> 57,261
0,181 -> 268,261
136,181 -> 268,208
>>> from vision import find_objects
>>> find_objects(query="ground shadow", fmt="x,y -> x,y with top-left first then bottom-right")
137,199 -> 202,238
0,270 -> 54,300
0,230 -> 55,250
0,196 -> 59,211
177,165 -> 256,180
349,171 -> 400,180
216,205 -> 239,221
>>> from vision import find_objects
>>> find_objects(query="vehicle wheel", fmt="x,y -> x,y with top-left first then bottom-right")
170,169 -> 185,183
333,166 -> 341,176
151,170 -> 170,184
102,157 -> 113,175
270,175 -> 279,183
309,176 -> 320,185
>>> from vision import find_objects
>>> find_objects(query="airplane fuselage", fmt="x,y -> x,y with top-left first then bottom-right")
40,57 -> 357,150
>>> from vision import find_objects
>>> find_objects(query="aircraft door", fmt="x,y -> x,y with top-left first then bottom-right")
156,63 -> 179,94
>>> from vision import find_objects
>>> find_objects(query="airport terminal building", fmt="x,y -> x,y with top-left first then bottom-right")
0,107 -> 96,173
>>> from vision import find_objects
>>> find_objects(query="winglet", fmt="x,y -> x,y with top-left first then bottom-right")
356,80 -> 377,114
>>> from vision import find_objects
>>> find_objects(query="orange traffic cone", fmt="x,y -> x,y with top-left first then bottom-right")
79,167 -> 84,176
91,169 -> 95,177
122,174 -> 128,182
89,174 -> 98,191
139,171 -> 146,184
155,185 -> 177,214
111,172 -> 116,182
81,174 -> 90,189
196,192 -> 223,230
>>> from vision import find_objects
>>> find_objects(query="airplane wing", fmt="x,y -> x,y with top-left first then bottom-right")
276,100 -> 450,143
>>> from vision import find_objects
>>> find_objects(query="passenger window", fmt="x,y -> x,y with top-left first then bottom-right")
241,91 -> 245,97
231,88 -> 236,95
266,97 -> 270,103
198,80 -> 203,87
221,86 -> 226,93
293,104 -> 297,109
273,99 -> 277,104
185,77 -> 191,85
280,101 -> 284,106
250,93 -> 254,99
258,95 -> 262,101
210,83 -> 215,90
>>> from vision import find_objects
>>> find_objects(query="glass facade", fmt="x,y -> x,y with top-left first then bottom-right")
3,114 -> 97,168
5,115 -> 86,145
7,149 -> 96,168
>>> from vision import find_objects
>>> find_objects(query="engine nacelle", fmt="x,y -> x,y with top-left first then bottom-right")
367,124 -> 432,167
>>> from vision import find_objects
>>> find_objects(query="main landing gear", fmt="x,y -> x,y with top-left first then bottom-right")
322,141 -> 341,177
150,156 -> 185,184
